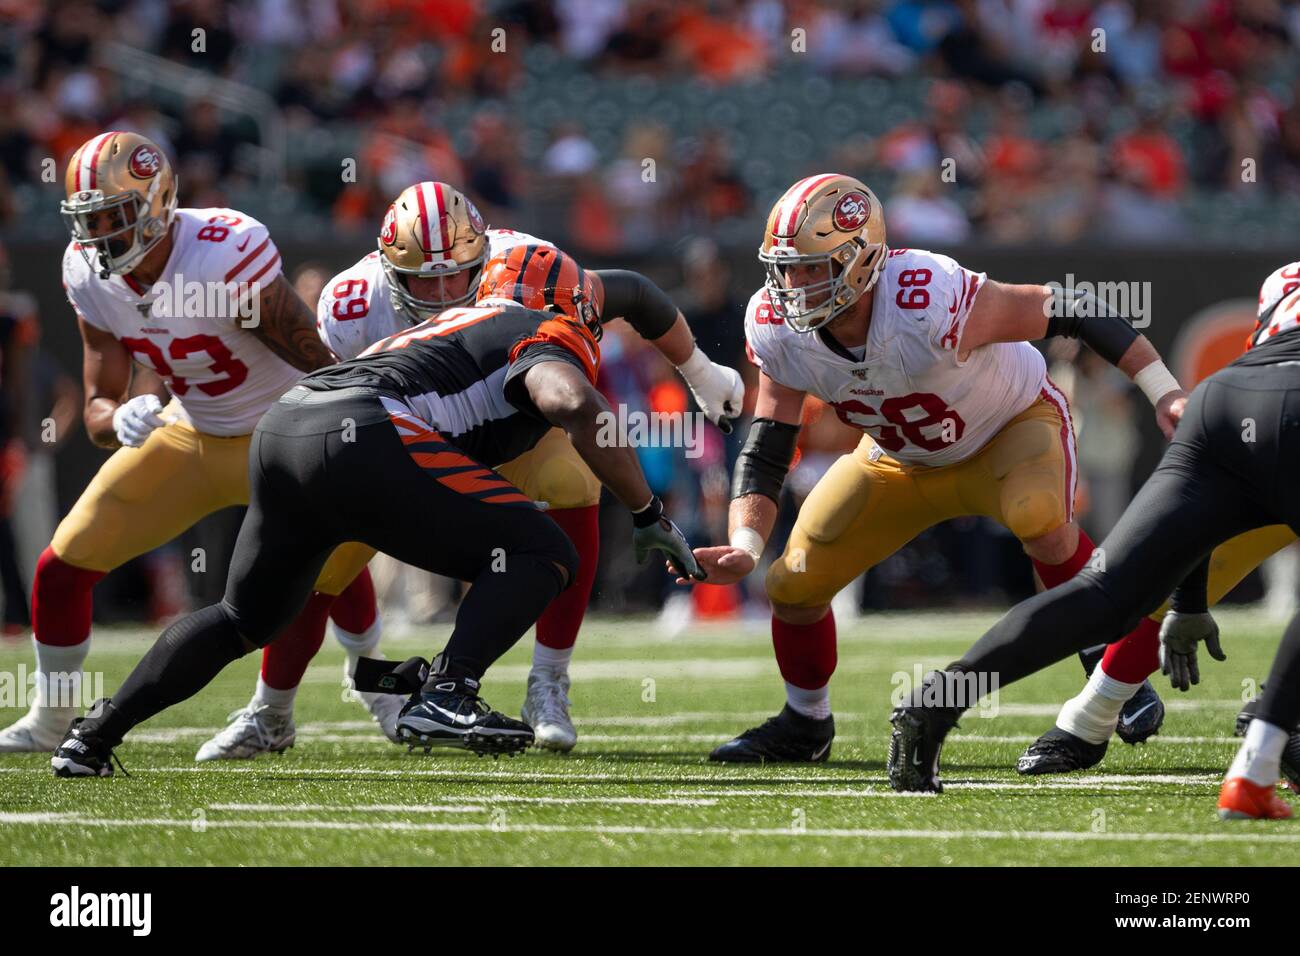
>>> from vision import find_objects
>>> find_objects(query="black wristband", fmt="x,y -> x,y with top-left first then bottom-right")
632,495 -> 664,528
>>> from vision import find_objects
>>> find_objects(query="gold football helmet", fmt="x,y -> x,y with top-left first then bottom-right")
378,181 -> 487,322
61,131 -> 178,279
758,173 -> 887,333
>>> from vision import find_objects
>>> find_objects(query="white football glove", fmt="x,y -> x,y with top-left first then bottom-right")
112,394 -> 167,447
677,346 -> 744,434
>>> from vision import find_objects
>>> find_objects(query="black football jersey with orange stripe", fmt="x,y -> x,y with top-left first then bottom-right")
300,303 -> 600,467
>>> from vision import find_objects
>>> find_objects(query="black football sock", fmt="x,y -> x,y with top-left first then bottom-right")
93,603 -> 251,742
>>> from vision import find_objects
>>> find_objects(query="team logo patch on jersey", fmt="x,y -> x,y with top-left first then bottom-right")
380,205 -> 398,245
832,191 -> 871,231
466,199 -> 485,234
127,144 -> 162,180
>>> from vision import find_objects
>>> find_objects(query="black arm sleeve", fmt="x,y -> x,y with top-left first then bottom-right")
593,269 -> 679,341
732,417 -> 800,503
1043,288 -> 1141,365
1169,555 -> 1211,614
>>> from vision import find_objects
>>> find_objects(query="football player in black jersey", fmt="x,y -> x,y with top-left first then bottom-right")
52,246 -> 707,775
888,263 -> 1300,820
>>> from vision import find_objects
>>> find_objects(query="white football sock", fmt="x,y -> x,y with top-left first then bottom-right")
33,637 -> 89,716
1227,718 -> 1287,787
532,642 -> 573,674
1056,666 -> 1142,744
252,675 -> 297,714
332,617 -> 383,677
785,682 -> 831,720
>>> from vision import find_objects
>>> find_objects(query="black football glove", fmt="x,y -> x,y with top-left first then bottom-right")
632,496 -> 705,581
1159,610 -> 1225,692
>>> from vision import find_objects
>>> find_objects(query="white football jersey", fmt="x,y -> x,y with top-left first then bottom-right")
745,248 -> 1047,467
317,228 -> 551,360
63,207 -> 302,436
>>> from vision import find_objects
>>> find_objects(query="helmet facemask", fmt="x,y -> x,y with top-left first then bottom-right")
380,242 -> 486,324
760,238 -> 880,333
62,182 -> 175,279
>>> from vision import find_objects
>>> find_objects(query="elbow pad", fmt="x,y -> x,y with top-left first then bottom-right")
593,269 -> 679,340
1044,288 -> 1140,365
732,418 -> 800,503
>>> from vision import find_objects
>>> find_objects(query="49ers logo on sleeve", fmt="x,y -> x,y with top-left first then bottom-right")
832,191 -> 871,231
127,144 -> 162,180
380,205 -> 398,245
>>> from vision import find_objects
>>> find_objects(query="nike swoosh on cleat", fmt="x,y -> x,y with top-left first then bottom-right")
1119,701 -> 1158,728
810,741 -> 831,760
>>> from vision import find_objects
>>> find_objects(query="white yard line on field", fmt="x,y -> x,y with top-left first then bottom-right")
208,802 -> 486,813
0,766 -> 1222,788
1,812 -> 1295,844
209,795 -> 719,810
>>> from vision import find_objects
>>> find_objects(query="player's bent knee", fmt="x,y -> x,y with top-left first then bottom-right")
1005,491 -> 1066,545
765,560 -> 829,614
518,511 -> 580,588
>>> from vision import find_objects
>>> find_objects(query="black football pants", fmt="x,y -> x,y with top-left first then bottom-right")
103,386 -> 577,736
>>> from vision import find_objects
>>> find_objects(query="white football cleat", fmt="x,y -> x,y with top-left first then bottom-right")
0,705 -> 77,753
521,669 -> 577,752
194,705 -> 295,762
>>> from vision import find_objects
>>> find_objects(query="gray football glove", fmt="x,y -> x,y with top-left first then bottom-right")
632,496 -> 705,581
1159,610 -> 1225,692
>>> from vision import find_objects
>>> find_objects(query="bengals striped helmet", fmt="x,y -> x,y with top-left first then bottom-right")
759,173 -> 887,333
61,131 -> 178,279
476,244 -> 603,341
378,181 -> 488,322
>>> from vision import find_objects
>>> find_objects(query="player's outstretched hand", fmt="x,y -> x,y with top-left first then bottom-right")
112,394 -> 167,448
1155,390 -> 1188,440
633,497 -> 705,581
673,545 -> 754,586
1159,609 -> 1225,692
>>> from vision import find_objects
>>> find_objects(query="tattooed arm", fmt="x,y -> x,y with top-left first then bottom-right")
247,275 -> 338,372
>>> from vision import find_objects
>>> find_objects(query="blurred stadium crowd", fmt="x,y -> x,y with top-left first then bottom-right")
0,0 -> 1297,630
2,0 -> 1300,247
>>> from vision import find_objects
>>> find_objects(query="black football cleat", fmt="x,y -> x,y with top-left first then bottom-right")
51,701 -> 125,778
708,705 -> 834,763
1016,726 -> 1108,775
1115,679 -> 1165,745
396,674 -> 533,758
887,673 -> 962,793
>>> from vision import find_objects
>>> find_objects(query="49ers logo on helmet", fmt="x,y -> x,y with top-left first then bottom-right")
380,205 -> 398,245
466,199 -> 485,234
832,191 -> 871,231
127,144 -> 162,180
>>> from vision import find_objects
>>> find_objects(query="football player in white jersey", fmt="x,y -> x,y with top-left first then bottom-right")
197,181 -> 744,757
0,131 -> 386,756
686,173 -> 1189,763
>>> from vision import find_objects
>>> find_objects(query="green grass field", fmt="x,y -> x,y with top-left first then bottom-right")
0,608 -> 1296,866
